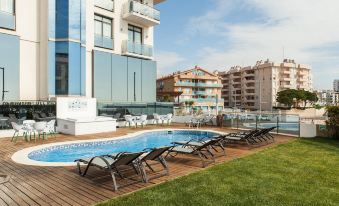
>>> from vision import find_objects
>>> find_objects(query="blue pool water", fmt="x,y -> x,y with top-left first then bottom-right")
28,130 -> 219,163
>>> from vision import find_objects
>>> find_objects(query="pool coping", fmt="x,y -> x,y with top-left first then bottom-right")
11,128 -> 226,167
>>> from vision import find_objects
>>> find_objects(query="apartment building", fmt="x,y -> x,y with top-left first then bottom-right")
333,80 -> 339,92
317,90 -> 339,106
219,59 -> 313,111
157,66 -> 224,112
0,0 -> 164,104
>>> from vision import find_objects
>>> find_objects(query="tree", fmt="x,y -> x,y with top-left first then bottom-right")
276,89 -> 295,108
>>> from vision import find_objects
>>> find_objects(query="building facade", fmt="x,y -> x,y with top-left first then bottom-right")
156,66 -> 224,112
333,80 -> 339,92
0,0 -> 164,104
219,59 -> 313,111
317,90 -> 339,106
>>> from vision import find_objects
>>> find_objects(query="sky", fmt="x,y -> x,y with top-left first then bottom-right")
154,0 -> 339,90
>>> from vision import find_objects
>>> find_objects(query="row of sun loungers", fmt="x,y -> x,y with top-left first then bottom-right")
75,127 -> 276,191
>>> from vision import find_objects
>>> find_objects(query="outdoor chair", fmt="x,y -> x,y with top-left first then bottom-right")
11,122 -> 25,142
22,120 -> 37,141
140,146 -> 171,182
161,113 -> 173,125
166,139 -> 221,167
186,117 -> 201,128
124,115 -> 136,128
46,119 -> 57,138
224,129 -> 260,145
33,122 -> 48,140
173,136 -> 226,157
135,115 -> 148,128
75,152 -> 145,191
153,113 -> 163,125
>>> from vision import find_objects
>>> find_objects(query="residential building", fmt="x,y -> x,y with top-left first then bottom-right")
157,66 -> 224,112
317,90 -> 339,106
0,0 -> 164,106
219,59 -> 313,111
333,80 -> 339,92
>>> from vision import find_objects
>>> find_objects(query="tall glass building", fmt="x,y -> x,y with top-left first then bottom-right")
0,0 -> 164,106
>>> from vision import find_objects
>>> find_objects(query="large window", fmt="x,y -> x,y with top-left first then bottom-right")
0,0 -> 14,14
94,0 -> 114,11
128,24 -> 142,44
56,54 -> 69,95
94,15 -> 113,49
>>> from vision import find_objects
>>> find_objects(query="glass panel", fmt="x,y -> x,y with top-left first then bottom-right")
134,32 -> 142,44
103,22 -> 111,37
94,0 -> 114,11
94,20 -> 102,35
0,0 -> 14,14
55,53 -> 69,95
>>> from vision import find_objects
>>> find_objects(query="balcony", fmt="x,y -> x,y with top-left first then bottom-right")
94,35 -> 114,49
122,40 -> 153,59
123,0 -> 160,27
174,82 -> 223,88
0,11 -> 15,30
94,0 -> 114,11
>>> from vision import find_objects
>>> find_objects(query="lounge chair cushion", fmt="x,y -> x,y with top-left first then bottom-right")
170,146 -> 194,153
80,156 -> 115,168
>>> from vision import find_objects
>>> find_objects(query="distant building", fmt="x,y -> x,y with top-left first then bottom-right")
157,66 -> 224,112
219,59 -> 313,111
333,80 -> 339,92
317,90 -> 339,106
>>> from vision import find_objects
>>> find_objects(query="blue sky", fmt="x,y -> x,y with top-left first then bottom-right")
154,0 -> 339,90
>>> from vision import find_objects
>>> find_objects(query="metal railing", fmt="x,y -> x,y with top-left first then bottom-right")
175,82 -> 223,87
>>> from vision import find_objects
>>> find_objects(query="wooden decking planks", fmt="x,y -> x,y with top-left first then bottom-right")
0,125 -> 295,206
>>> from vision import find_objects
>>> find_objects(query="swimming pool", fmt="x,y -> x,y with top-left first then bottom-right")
12,129 -> 222,166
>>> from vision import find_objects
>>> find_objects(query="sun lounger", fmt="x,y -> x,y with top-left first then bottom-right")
140,146 -> 171,182
75,152 -> 145,191
166,139 -> 221,167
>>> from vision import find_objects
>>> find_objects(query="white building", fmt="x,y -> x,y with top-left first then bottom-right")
0,0 -> 164,104
333,80 -> 339,92
219,59 -> 313,111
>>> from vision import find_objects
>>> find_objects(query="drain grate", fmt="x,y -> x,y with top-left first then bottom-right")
0,174 -> 10,184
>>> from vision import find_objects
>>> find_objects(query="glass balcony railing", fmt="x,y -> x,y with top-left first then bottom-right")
0,11 -> 15,30
94,0 -> 114,11
175,82 -> 223,88
94,35 -> 114,49
179,98 -> 224,103
129,0 -> 160,21
122,40 -> 153,58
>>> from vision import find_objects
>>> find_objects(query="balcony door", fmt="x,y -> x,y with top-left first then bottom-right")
128,24 -> 142,44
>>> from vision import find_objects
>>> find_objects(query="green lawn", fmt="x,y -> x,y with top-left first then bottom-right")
97,138 -> 339,206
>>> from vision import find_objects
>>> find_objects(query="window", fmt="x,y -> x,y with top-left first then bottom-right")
94,15 -> 113,49
55,53 -> 69,95
94,0 -> 114,11
128,24 -> 142,44
0,0 -> 14,14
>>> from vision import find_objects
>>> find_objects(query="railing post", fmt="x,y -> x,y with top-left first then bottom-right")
277,115 -> 279,134
255,115 -> 258,130
236,114 -> 239,130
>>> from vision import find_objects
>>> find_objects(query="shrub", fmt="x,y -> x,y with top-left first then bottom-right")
326,106 -> 339,139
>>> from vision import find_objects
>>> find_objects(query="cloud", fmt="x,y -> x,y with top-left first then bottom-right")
184,0 -> 339,89
155,51 -> 186,77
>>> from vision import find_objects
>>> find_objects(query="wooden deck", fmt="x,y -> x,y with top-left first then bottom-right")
0,125 -> 295,206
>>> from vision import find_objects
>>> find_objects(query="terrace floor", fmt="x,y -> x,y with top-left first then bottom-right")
0,124 -> 295,206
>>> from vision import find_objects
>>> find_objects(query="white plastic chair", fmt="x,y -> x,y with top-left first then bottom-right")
124,115 -> 136,128
11,122 -> 25,142
136,115 -> 148,128
161,113 -> 173,125
46,119 -> 56,138
22,120 -> 36,141
153,113 -> 163,125
34,122 -> 48,140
